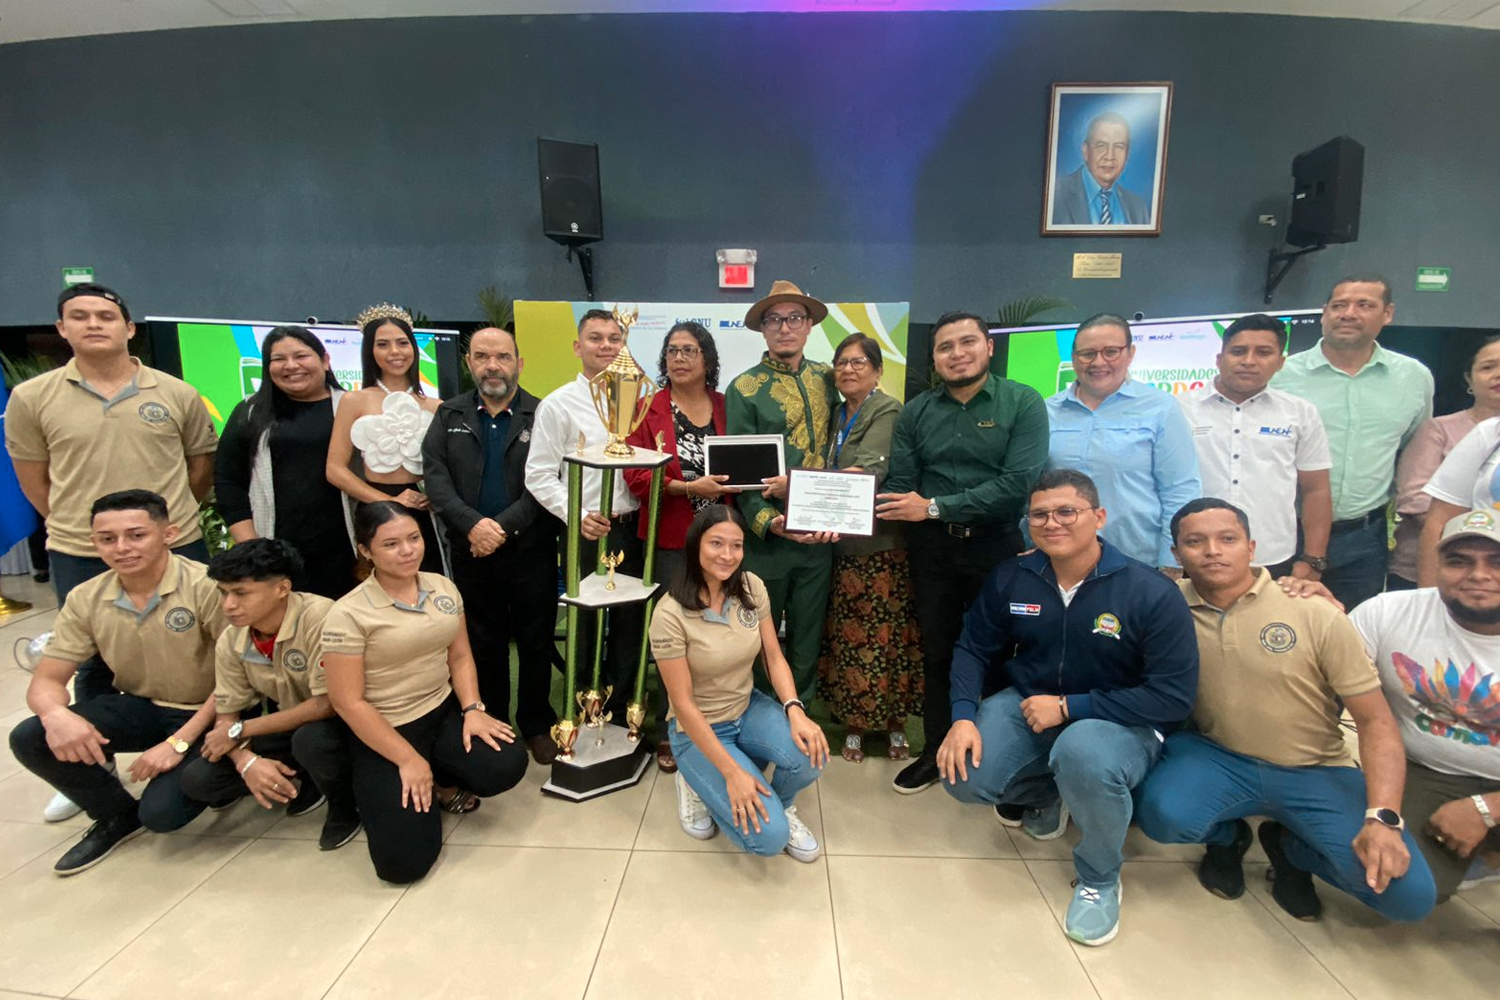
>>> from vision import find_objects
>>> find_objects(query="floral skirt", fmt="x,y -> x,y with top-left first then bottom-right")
817,548 -> 924,730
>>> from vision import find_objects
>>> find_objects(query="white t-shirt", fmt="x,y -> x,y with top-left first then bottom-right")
1423,415 -> 1500,513
1349,589 -> 1500,780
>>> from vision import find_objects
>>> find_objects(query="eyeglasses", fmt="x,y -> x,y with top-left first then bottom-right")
665,346 -> 701,360
1073,345 -> 1129,364
762,314 -> 809,331
833,356 -> 871,371
1025,505 -> 1095,527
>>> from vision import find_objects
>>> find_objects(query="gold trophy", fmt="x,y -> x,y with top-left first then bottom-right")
602,550 -> 623,591
625,702 -> 647,742
588,305 -> 655,458
550,717 -> 578,760
577,685 -> 614,732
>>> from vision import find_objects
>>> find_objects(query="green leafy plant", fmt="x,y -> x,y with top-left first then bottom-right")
198,500 -> 233,556
996,296 -> 1073,329
0,353 -> 56,389
477,286 -> 515,331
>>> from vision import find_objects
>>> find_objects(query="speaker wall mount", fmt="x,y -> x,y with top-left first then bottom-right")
1264,135 -> 1364,305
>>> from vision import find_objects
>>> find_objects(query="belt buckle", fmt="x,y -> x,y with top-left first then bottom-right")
945,523 -> 973,539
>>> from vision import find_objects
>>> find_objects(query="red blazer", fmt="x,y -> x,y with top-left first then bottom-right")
623,384 -> 727,548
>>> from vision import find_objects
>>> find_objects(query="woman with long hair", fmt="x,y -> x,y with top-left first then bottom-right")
649,505 -> 829,860
326,304 -> 444,573
215,325 -> 355,598
321,501 -> 527,884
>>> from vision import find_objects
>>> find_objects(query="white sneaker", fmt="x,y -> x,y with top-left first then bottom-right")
783,805 -> 821,863
675,773 -> 717,841
43,761 -> 114,823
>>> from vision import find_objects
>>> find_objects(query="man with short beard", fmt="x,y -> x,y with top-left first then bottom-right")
423,326 -> 557,764
1351,508 -> 1500,903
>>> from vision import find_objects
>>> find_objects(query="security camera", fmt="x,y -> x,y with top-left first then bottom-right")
306,316 -> 320,325
1132,312 -> 1145,322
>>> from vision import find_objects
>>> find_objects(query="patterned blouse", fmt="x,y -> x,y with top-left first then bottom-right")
673,401 -> 716,514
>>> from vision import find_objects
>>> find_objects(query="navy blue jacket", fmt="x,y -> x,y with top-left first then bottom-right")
950,539 -> 1198,733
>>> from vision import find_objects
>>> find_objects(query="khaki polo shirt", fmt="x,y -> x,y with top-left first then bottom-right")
649,572 -> 770,725
6,359 -> 219,557
1179,569 -> 1379,768
45,555 -> 227,709
319,572 -> 463,727
215,591 -> 335,713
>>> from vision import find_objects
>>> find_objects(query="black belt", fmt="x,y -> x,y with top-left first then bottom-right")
1331,508 -> 1385,534
613,510 -> 639,523
937,521 -> 1008,540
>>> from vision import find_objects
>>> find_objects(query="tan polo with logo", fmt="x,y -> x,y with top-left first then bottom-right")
1179,569 -> 1379,768
649,572 -> 770,724
45,555 -> 228,709
319,572 -> 463,727
5,359 -> 219,556
215,591 -> 335,713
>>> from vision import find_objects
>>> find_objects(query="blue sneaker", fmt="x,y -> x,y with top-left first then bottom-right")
1065,880 -> 1122,946
1022,799 -> 1070,841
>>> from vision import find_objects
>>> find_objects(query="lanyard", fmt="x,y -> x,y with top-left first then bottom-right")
834,403 -> 862,464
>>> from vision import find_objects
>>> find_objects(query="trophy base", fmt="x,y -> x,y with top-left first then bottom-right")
541,722 -> 652,802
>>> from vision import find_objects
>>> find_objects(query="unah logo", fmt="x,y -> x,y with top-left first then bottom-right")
138,401 -> 171,424
1259,623 -> 1297,653
736,604 -> 758,629
164,607 -> 196,632
433,594 -> 459,615
283,649 -> 309,672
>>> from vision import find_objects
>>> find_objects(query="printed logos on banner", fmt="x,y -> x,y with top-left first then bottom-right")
1010,602 -> 1042,617
1092,613 -> 1122,640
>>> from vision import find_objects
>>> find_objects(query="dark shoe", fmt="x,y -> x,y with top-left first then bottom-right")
286,781 -> 326,818
528,735 -> 559,766
1198,819 -> 1253,899
54,811 -> 144,876
319,808 -> 362,852
208,794 -> 245,813
994,804 -> 1026,828
1258,821 -> 1322,921
892,752 -> 939,794
32,569 -> 49,584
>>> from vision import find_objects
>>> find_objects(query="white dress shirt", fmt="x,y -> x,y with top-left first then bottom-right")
1178,382 -> 1331,564
524,374 -> 640,523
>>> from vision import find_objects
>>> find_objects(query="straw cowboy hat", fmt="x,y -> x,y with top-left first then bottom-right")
743,280 -> 829,332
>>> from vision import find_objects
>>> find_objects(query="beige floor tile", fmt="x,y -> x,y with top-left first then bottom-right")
1458,880 -> 1500,923
1247,866 -> 1500,999
325,845 -> 628,1000
446,758 -> 653,850
73,837 -> 403,1000
1028,860 -> 1346,1000
0,770 -> 91,828
817,758 -> 1016,858
633,767 -> 824,854
0,991 -> 66,1000
0,820 -> 75,880
586,851 -> 840,1000
0,727 -> 20,783
831,855 -> 1096,1000
0,834 -> 250,996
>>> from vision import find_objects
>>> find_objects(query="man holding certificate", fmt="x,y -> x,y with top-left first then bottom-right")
725,281 -> 841,702
877,311 -> 1051,794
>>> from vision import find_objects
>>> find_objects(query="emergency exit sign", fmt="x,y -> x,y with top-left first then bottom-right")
1416,267 -> 1450,292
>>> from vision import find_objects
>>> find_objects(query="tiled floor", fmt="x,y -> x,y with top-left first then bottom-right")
0,574 -> 1495,999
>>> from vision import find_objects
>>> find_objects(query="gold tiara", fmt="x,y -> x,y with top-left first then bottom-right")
355,302 -> 412,330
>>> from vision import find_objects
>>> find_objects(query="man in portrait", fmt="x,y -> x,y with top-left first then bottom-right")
1051,111 -> 1151,227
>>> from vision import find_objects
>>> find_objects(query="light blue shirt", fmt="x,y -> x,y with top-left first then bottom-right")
1081,168 -> 1127,226
1046,379 -> 1202,566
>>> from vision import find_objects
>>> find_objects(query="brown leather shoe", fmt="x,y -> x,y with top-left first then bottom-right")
528,735 -> 559,766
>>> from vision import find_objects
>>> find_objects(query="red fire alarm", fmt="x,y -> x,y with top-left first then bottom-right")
716,249 -> 757,290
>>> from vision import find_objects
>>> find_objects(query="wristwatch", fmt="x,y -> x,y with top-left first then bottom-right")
1364,807 -> 1405,830
227,720 -> 245,742
462,701 -> 487,715
926,499 -> 940,520
169,738 -> 190,754
1296,553 -> 1330,573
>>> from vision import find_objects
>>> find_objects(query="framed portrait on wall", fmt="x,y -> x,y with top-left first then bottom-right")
1042,82 -> 1173,237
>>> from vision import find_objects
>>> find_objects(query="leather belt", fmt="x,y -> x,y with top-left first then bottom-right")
1330,508 -> 1385,534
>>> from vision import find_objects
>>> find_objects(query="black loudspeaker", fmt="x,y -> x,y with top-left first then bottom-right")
538,138 -> 602,247
1286,136 -> 1364,248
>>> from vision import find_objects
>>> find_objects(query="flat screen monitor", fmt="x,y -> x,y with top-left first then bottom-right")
144,317 -> 463,432
998,310 -> 1323,399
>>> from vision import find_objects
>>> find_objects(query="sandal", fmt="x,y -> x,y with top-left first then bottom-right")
656,740 -> 678,774
888,731 -> 911,761
439,789 -> 481,814
842,733 -> 865,763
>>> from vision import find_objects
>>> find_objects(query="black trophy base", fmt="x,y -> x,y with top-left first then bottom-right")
541,722 -> 652,802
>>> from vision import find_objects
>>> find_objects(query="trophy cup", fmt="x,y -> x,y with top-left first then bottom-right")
587,306 -> 655,458
625,702 -> 647,743
550,717 -> 578,761
602,550 -> 623,590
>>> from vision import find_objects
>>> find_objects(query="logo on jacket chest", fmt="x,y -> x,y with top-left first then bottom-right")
1092,612 -> 1122,640
1010,603 -> 1042,617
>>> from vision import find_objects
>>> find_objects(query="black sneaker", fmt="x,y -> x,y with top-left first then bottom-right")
209,794 -> 245,813
1198,819 -> 1253,899
286,781 -> 327,818
994,804 -> 1025,828
1257,820 -> 1322,920
319,808 -> 362,852
892,752 -> 939,794
54,811 -> 144,876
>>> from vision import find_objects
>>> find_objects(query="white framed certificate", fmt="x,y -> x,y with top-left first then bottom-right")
704,434 -> 785,490
784,468 -> 877,537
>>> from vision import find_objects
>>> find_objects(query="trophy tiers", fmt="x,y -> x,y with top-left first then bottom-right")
564,443 -> 672,470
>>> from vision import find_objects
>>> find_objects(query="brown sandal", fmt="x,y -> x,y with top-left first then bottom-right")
656,740 -> 678,773
439,789 -> 481,814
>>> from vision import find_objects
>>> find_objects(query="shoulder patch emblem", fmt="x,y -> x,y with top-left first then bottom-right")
734,372 -> 769,398
164,607 -> 196,632
1259,623 -> 1297,653
138,401 -> 171,424
1091,612 -> 1122,640
433,594 -> 459,615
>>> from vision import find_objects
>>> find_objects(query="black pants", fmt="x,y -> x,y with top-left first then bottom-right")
283,536 -> 358,601
360,483 -> 444,575
563,515 -> 646,722
178,717 -> 355,813
451,540 -> 559,740
9,694 -> 207,831
351,697 -> 528,884
908,522 -> 1023,751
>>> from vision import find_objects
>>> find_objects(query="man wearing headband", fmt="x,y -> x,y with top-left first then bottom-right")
6,283 -> 219,822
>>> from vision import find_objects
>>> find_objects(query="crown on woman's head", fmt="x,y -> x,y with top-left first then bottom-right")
355,302 -> 413,330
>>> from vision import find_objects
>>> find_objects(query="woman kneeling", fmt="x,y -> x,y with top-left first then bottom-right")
649,506 -> 829,860
322,501 -> 527,883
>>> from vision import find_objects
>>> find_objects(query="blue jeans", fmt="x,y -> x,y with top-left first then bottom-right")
51,539 -> 211,705
669,690 -> 824,857
1135,732 -> 1436,921
944,688 -> 1161,887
